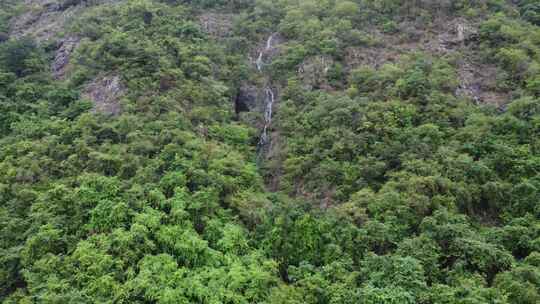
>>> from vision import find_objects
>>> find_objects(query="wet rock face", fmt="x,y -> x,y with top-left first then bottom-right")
82,74 -> 124,116
0,32 -> 8,43
262,33 -> 284,58
252,33 -> 284,71
235,85 -> 261,114
52,36 -> 80,79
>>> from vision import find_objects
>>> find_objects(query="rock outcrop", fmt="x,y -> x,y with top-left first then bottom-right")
52,36 -> 80,79
438,19 -> 479,51
235,84 -> 261,114
298,55 -> 335,90
251,33 -> 283,71
344,18 -> 507,106
10,0 -> 84,42
82,74 -> 124,116
198,13 -> 233,38
9,0 -> 121,42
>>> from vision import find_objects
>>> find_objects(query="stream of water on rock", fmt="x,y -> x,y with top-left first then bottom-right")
256,33 -> 277,151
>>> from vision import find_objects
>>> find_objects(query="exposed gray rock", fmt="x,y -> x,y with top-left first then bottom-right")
82,74 -> 124,116
52,36 -> 80,79
298,55 -> 335,90
251,33 -> 284,71
198,13 -> 233,38
10,1 -> 84,42
235,84 -> 262,114
440,19 -> 478,49
10,0 -> 122,42
344,46 -> 399,70
0,32 -> 8,43
455,60 -> 509,107
262,33 -> 284,58
344,18 -> 507,106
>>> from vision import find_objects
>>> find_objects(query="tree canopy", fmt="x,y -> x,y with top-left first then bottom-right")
1,0 -> 539,303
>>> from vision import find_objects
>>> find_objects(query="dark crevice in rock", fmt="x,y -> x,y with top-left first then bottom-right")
234,85 -> 258,115
234,91 -> 251,115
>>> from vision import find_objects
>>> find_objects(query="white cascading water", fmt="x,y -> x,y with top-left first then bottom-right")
255,33 -> 274,72
255,52 -> 263,71
266,33 -> 274,50
259,87 -> 274,147
256,33 -> 277,150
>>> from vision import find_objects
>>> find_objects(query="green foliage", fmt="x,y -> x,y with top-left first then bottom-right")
0,38 -> 45,77
1,0 -> 540,303
519,0 -> 540,25
494,256 -> 540,304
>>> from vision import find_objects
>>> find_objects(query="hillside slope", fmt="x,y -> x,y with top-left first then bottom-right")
1,1 -> 539,303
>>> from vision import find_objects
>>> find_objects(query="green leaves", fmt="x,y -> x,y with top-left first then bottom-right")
0,38 -> 45,77
1,0 -> 540,303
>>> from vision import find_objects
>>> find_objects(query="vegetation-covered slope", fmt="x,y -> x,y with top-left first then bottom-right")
0,0 -> 539,303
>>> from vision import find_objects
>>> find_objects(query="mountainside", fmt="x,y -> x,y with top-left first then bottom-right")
1,0 -> 539,303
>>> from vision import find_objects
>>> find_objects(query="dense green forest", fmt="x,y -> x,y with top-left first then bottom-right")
0,0 -> 539,303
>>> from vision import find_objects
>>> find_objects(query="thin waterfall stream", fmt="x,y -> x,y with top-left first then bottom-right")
255,33 -> 277,153
259,87 -> 274,147
256,33 -> 275,72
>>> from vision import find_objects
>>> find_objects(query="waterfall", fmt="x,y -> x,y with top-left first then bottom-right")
258,87 -> 274,147
255,33 -> 276,72
264,88 -> 274,122
256,52 -> 263,71
254,33 -> 278,153
266,33 -> 274,50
